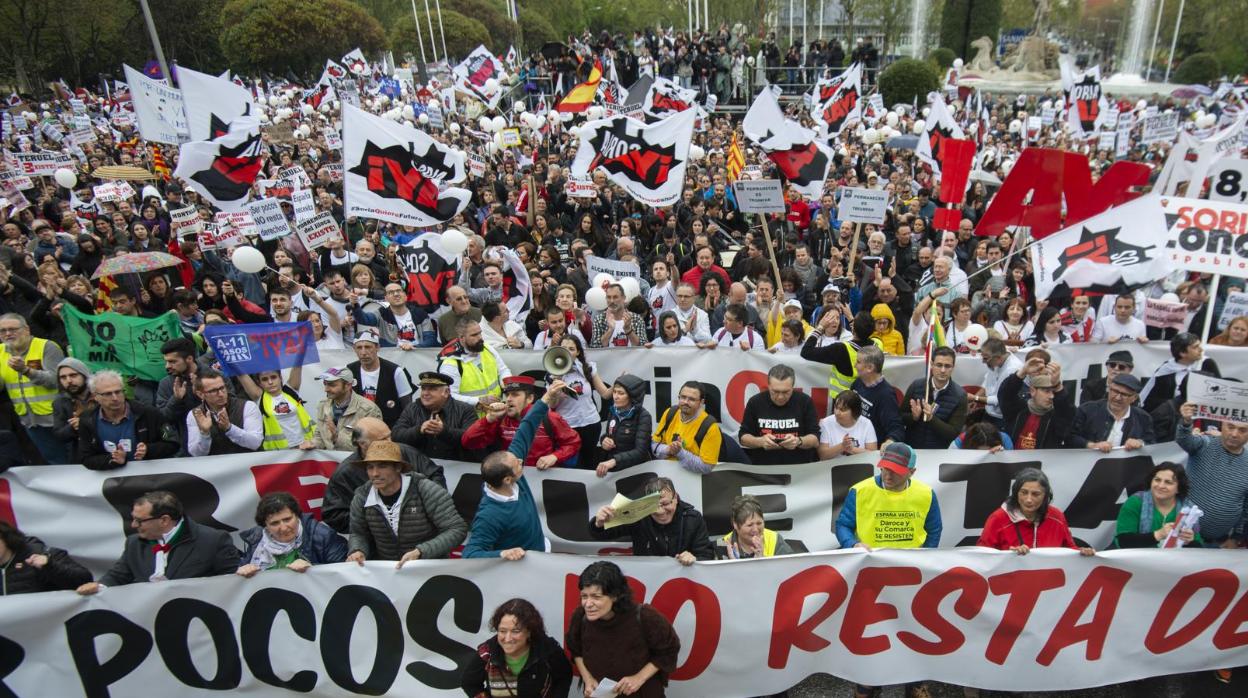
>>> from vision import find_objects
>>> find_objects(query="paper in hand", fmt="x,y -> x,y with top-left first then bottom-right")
602,491 -> 662,529
590,677 -> 619,697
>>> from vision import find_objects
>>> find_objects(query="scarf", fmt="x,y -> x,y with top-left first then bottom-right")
1139,358 -> 1198,407
249,518 -> 304,570
149,519 -> 184,582
1027,399 -> 1054,416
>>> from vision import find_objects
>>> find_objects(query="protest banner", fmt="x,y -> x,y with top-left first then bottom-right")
1208,158 -> 1248,204
263,122 -> 296,143
245,197 -> 290,240
1097,129 -> 1116,151
296,211 -> 340,251
732,179 -> 786,214
466,154 -> 487,178
258,178 -> 295,200
169,205 -> 203,238
586,254 -> 641,280
290,187 -> 316,222
1187,372 -> 1248,422
838,187 -> 890,224
1164,197 -> 1248,274
323,128 -> 342,150
500,127 -> 521,146
1141,112 -> 1179,145
122,63 -> 190,145
1143,297 -> 1188,330
222,209 -> 258,238
0,166 -> 35,191
325,163 -> 343,182
1217,290 -> 1248,329
278,164 -> 312,189
211,213 -> 244,248
203,322 -> 319,377
61,306 -> 182,381
566,176 -> 598,198
13,151 -> 61,176
1115,114 -> 1132,158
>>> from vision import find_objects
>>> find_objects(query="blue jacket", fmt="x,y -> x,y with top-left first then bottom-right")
1067,400 -> 1155,449
835,476 -> 942,549
462,399 -> 549,558
238,513 -> 348,566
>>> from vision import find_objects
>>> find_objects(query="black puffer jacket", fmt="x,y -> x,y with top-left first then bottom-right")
589,499 -> 715,560
1,535 -> 92,595
599,374 -> 654,470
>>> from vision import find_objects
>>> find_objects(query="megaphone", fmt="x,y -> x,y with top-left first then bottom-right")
543,346 -> 574,376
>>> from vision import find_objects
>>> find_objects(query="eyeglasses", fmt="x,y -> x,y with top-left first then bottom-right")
1106,362 -> 1130,371
200,385 -> 228,395
0,327 -> 22,335
131,515 -> 163,524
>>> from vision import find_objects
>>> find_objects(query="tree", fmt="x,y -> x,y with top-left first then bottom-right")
1173,52 -> 1220,84
863,0 -> 912,58
391,10 -> 490,63
878,57 -> 940,106
518,7 -> 559,51
220,0 -> 386,79
939,0 -> 1001,59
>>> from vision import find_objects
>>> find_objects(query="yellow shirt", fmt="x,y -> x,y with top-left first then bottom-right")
652,407 -> 722,466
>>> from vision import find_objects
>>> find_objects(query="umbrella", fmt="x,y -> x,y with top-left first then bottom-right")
1171,85 -> 1213,99
885,135 -> 919,150
90,251 -> 184,279
92,165 -> 158,181
970,169 -> 1002,186
539,42 -> 568,60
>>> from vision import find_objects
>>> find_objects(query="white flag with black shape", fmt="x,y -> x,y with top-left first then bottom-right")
641,77 -> 698,120
1065,65 -> 1109,138
342,104 -> 471,228
341,48 -> 369,76
452,45 -> 506,109
742,88 -> 832,199
570,108 -> 696,207
173,121 -> 264,212
176,66 -> 257,143
121,64 -> 188,145
915,93 -> 965,175
812,62 -> 863,139
1030,195 -> 1170,299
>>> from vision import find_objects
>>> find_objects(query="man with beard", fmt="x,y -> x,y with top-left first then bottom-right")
0,313 -> 66,463
461,376 -> 581,468
322,416 -> 445,534
438,317 -> 512,412
312,367 -> 382,451
187,370 -> 263,456
392,372 -> 479,461
51,358 -> 94,464
347,329 -> 414,425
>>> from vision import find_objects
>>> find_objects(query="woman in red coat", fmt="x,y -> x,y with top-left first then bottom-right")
978,468 -> 1096,555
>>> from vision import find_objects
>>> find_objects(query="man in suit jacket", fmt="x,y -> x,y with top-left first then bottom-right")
77,491 -> 238,594
1067,374 -> 1156,451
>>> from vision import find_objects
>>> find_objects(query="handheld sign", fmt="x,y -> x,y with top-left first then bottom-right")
203,322 -> 320,378
296,211 -> 340,251
170,205 -> 203,239
1188,373 -> 1248,422
1208,159 -> 1248,204
733,179 -> 786,214
246,198 -> 290,241
838,187 -> 889,225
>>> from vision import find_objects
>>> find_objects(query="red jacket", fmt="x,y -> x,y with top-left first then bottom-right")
787,199 -> 811,230
977,504 -> 1078,550
680,264 -> 731,292
460,404 -> 581,466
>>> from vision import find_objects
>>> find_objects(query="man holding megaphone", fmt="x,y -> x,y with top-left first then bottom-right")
460,376 -> 581,469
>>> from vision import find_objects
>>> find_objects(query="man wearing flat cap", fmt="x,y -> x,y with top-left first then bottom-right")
313,366 -> 382,451
1068,373 -> 1155,451
999,355 -> 1075,450
461,376 -> 581,468
346,440 -> 466,567
1080,350 -> 1135,404
392,371 -> 480,461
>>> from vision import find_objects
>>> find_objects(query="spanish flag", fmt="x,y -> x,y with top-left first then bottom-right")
152,145 -> 171,181
556,60 -> 602,113
726,131 -> 745,182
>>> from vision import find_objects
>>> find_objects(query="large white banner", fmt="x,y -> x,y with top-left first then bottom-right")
0,443 -> 1190,575
570,110 -> 696,207
742,87 -> 832,200
1164,196 -> 1248,275
1,549 -> 1246,696
121,64 -> 189,145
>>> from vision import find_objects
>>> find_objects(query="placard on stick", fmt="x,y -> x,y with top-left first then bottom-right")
733,179 -> 786,214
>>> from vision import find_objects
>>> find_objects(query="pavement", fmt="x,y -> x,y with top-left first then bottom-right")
781,670 -> 1244,697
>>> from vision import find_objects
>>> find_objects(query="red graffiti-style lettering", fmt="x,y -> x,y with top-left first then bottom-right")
897,566 -> 988,655
649,578 -> 721,680
839,566 -> 923,655
1213,584 -> 1248,650
1146,569 -> 1238,654
1036,567 -> 1132,665
767,565 -> 848,668
984,569 -> 1065,664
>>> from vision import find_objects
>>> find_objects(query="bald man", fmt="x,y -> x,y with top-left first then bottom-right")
320,416 -> 446,533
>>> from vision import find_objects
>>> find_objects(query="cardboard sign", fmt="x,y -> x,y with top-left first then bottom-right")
1208,159 -> 1248,204
566,176 -> 598,199
1143,298 -> 1188,330
259,179 -> 295,200
246,198 -> 290,241
466,155 -> 486,178
1115,115 -> 1132,158
92,182 -> 134,203
278,164 -> 312,189
0,167 -> 34,191
1188,372 -> 1248,422
500,127 -> 521,147
1041,108 -> 1056,126
291,187 -> 316,222
212,213 -> 244,248
1097,130 -> 1116,152
264,123 -> 296,144
427,103 -> 444,130
1141,112 -> 1179,145
14,151 -> 62,176
585,254 -> 641,280
170,205 -> 204,238
296,211 -> 340,251
198,221 -> 219,250
733,179 -> 786,214
323,129 -> 342,150
837,186 -> 890,224
326,163 -> 344,182
1027,116 -> 1043,142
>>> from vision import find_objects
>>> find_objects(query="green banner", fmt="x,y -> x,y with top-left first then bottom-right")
63,305 -> 182,382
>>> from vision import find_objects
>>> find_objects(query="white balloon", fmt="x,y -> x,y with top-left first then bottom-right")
514,101 -> 527,113
402,104 -> 415,119
1160,292 -> 1182,304
53,168 -> 77,189
491,115 -> 507,132
592,272 -> 615,289
319,102 -> 332,114
963,324 -> 989,352
441,228 -> 469,255
1198,113 -> 1217,128
484,78 -> 500,92
953,58 -> 964,69
587,106 -> 605,120
301,103 -> 314,116
231,246 -> 266,274
585,287 -> 608,311
430,97 -> 441,108
619,276 -> 641,301
912,119 -> 926,134
487,141 -> 499,155
547,112 -> 560,123
885,112 -> 899,127
864,127 -> 878,143
478,115 -> 492,131
257,96 -> 268,106
449,122 -> 462,134
297,124 -> 311,138
1009,119 -> 1022,133
1136,99 -> 1148,111
418,112 -> 430,125
493,132 -> 504,148
689,145 -> 706,160
922,107 -> 931,118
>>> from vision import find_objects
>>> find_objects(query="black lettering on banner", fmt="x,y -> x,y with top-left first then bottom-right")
320,585 -> 402,695
1064,455 -> 1154,530
154,598 -> 241,689
450,472 -> 485,525
701,382 -> 723,422
102,473 -> 236,537
241,588 -> 318,692
829,461 -> 875,529
65,610 -> 154,698
405,575 -> 482,689
938,460 -> 1039,545
653,365 -> 672,416
702,470 -> 792,536
0,634 -> 24,698
542,479 -> 593,541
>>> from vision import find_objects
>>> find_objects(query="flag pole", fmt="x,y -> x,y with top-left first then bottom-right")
757,213 -> 784,293
846,222 -> 863,284
1202,274 -> 1220,343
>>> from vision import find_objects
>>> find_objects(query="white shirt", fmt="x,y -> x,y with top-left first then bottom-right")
480,319 -> 532,350
713,326 -> 766,350
981,353 -> 1023,419
364,475 -> 411,535
672,305 -> 712,343
554,362 -> 601,428
1092,315 -> 1148,343
150,519 -> 185,582
358,364 -> 414,404
647,282 -> 678,321
266,392 -> 306,446
818,415 -> 877,450
769,340 -> 803,354
186,401 -> 265,456
532,326 -> 586,350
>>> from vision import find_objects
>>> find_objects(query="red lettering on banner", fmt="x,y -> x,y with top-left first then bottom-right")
0,477 -> 13,526
984,569 -> 1065,664
840,567 -> 922,655
249,459 -> 339,519
726,370 -> 768,424
650,578 -> 721,680
1036,567 -> 1131,665
767,565 -> 849,668
1145,569 -> 1238,653
897,567 -> 988,655
1213,585 -> 1248,649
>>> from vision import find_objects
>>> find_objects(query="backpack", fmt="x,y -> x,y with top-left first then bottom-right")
656,408 -> 751,465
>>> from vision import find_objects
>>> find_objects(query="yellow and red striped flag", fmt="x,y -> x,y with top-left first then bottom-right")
556,60 -> 602,113
151,145 -> 171,180
726,131 -> 745,182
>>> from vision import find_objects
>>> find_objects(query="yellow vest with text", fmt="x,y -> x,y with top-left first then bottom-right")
443,348 -> 502,399
851,477 -> 934,549
828,337 -> 884,393
721,528 -> 779,557
259,391 -> 315,450
0,338 -> 57,417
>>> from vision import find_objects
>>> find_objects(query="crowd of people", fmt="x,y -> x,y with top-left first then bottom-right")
0,29 -> 1245,697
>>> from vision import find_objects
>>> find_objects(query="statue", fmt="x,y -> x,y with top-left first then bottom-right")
968,36 -> 996,72
1009,36 -> 1049,74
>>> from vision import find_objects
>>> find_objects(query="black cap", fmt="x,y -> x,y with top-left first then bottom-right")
1106,350 -> 1134,367
418,371 -> 454,387
1111,374 -> 1143,393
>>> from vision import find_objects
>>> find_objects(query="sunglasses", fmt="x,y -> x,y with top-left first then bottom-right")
1106,362 -> 1131,371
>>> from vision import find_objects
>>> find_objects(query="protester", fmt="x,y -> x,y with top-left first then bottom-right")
901,346 -> 967,448
565,560 -> 681,698
1176,402 -> 1248,548
836,443 -> 942,550
0,313 -> 66,463
817,390 -> 878,459
595,374 -> 654,477
801,311 -> 878,393
77,491 -> 239,594
460,598 -> 573,698
717,494 -> 794,559
1068,374 -> 1155,451
998,357 -> 1075,450
590,476 -> 715,564
312,366 -> 382,450
0,521 -> 92,595
973,337 -> 1022,427
77,369 -> 179,469
348,328 -> 414,425
50,357 -> 94,464
391,371 -> 480,461
237,491 -> 347,576
1114,463 -> 1202,548
186,369 -> 264,455
439,316 -> 513,411
651,380 -> 726,472
461,376 -> 581,468
237,366 -> 315,451
738,364 -> 819,465
1141,333 -> 1219,414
